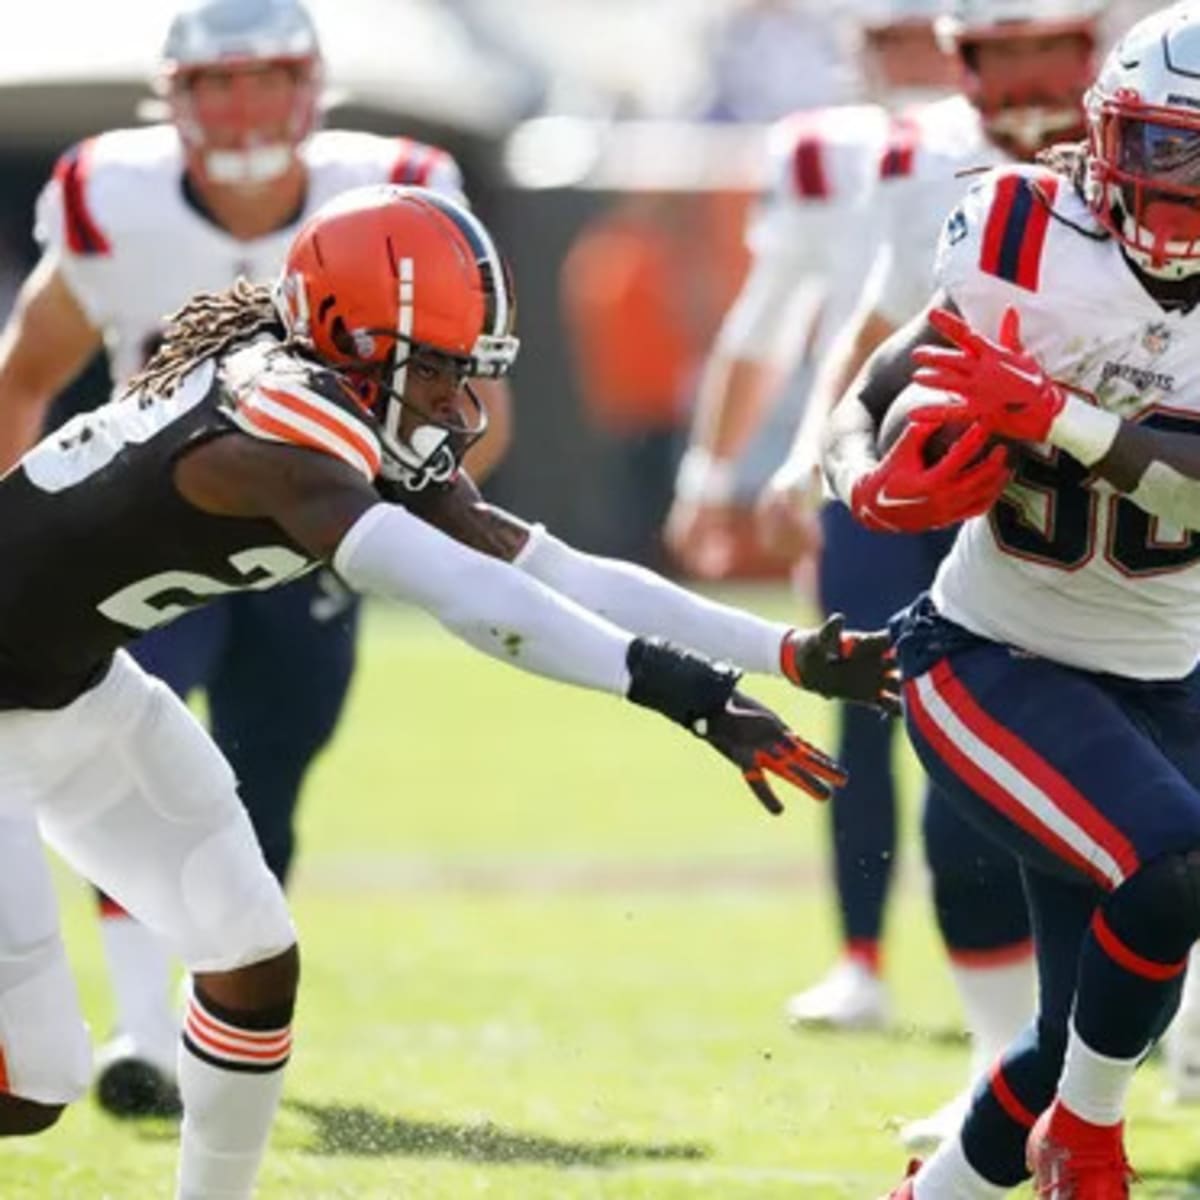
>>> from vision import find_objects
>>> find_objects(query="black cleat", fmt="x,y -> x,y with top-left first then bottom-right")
95,1041 -> 181,1119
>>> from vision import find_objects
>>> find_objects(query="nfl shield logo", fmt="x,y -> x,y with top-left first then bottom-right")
1142,322 -> 1172,356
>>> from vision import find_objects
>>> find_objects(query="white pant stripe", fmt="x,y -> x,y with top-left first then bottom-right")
914,672 -> 1127,889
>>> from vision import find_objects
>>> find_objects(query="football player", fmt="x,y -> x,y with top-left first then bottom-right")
0,0 -> 511,1116
0,183 -> 896,1199
820,4 -> 1200,1194
668,0 -> 1099,1151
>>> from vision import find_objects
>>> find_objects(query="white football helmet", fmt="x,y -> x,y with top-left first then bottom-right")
1086,3 -> 1200,280
936,0 -> 1101,156
158,0 -> 322,189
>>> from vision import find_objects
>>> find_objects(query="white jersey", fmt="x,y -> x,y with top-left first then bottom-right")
722,104 -> 894,366
872,94 -> 1009,325
930,163 -> 1200,680
35,126 -> 465,389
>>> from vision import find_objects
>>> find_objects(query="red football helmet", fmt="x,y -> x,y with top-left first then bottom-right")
275,185 -> 520,489
936,0 -> 1100,157
1086,4 -> 1200,279
159,0 -> 322,188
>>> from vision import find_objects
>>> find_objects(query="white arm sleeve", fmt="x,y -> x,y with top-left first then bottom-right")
333,504 -> 633,695
514,526 -> 790,676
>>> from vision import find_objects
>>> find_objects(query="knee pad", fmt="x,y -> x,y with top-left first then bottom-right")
180,815 -> 296,974
0,936 -> 90,1106
1106,850 -> 1200,963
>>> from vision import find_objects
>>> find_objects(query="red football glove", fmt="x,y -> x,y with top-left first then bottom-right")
911,306 -> 1066,443
851,417 -> 1013,534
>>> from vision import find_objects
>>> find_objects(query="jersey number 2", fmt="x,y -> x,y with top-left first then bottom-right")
98,547 -> 311,631
990,410 -> 1200,577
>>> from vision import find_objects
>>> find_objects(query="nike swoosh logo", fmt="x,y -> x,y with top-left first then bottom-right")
875,490 -> 926,508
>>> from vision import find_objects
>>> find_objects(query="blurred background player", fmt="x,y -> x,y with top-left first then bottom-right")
0,0 -> 513,1117
666,0 -> 1100,1150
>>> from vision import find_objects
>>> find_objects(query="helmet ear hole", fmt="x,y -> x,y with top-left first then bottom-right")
329,317 -> 356,358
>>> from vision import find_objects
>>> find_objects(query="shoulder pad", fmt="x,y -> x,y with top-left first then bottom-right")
36,126 -> 182,260
936,166 -> 1064,299
389,136 -> 463,196
305,130 -> 466,204
878,114 -> 918,182
220,344 -> 382,481
764,105 -> 887,206
48,139 -> 110,255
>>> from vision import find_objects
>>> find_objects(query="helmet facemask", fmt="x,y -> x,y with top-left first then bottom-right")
959,28 -> 1094,157
167,56 -> 320,189
1088,98 -> 1200,280
329,322 -> 509,492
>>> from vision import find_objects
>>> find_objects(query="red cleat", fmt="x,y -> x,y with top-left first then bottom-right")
1026,1102 -> 1135,1198
879,1158 -> 921,1199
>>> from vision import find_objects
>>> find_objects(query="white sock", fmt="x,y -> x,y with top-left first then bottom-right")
176,988 -> 292,1200
914,1134 -> 1010,1199
1057,1020 -> 1140,1128
1173,945 -> 1200,1033
98,907 -> 178,1066
949,950 -> 1036,1078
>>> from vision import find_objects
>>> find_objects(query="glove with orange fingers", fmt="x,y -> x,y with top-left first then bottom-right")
850,417 -> 1013,534
626,637 -> 847,813
911,306 -> 1066,442
781,613 -> 900,717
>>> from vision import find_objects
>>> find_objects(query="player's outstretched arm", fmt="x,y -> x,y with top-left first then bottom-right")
405,472 -> 899,715
174,435 -> 847,810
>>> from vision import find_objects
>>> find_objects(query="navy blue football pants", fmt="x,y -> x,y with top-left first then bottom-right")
128,570 -> 359,884
817,504 -> 1031,959
896,595 -> 1200,1184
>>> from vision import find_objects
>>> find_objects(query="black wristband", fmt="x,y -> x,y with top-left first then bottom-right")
625,637 -> 739,732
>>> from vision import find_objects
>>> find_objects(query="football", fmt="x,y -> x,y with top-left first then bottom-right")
877,383 -> 1012,469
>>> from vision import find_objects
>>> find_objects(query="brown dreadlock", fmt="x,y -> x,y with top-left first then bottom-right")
125,277 -> 283,398
1036,139 -> 1089,192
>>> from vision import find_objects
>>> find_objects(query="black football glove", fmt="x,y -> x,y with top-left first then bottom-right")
781,613 -> 900,717
626,637 -> 848,814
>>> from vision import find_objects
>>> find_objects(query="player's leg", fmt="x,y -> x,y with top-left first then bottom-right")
92,602 -> 230,1116
786,504 -> 908,1029
899,783 -> 1034,1151
910,865 -> 1095,1196
207,572 -> 359,885
0,809 -> 91,1136
36,653 -> 296,1200
895,602 -> 1200,1193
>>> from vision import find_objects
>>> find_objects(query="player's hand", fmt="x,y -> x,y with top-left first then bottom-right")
663,498 -> 739,579
755,463 -> 824,563
851,419 -> 1012,533
781,614 -> 900,717
624,637 -> 847,812
696,689 -> 848,813
912,306 -> 1065,443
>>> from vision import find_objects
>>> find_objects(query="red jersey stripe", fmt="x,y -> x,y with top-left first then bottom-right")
54,139 -> 111,256
792,135 -> 828,200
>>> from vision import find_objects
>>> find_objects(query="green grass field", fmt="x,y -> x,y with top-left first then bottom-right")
11,590 -> 1200,1198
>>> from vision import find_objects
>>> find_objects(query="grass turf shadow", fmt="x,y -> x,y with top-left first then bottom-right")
286,1099 -> 710,1167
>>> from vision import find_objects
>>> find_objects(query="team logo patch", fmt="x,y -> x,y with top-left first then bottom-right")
1141,321 -> 1172,356
944,207 -> 969,247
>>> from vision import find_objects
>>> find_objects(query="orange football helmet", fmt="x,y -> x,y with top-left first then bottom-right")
274,183 -> 519,489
